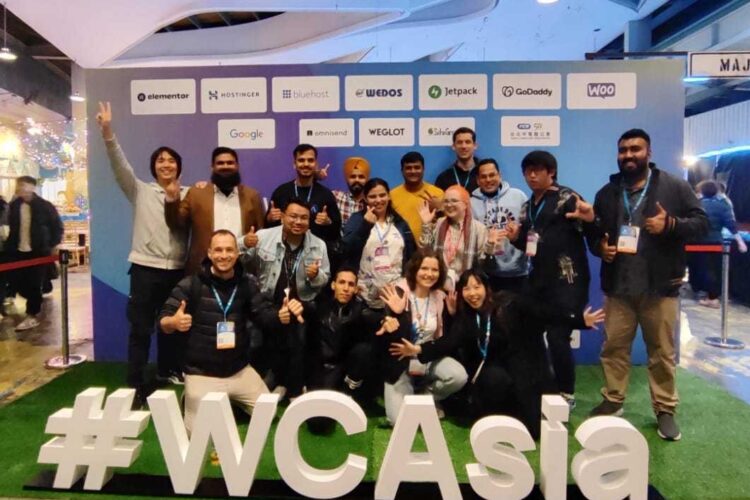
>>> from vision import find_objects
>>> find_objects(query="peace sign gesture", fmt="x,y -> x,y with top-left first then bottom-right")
96,101 -> 114,140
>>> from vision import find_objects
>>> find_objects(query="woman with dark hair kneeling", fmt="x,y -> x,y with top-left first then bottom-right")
378,248 -> 468,426
389,269 -> 604,438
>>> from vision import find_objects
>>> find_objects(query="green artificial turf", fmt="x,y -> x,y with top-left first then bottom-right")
1,362 -> 749,499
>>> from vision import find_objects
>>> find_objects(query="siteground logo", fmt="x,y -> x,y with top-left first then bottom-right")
586,82 -> 616,98
419,117 -> 476,146
131,79 -> 196,115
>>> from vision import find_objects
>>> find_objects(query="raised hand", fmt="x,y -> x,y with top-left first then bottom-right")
243,226 -> 258,249
315,205 -> 332,225
305,259 -> 320,280
379,284 -> 407,315
317,163 -> 330,181
164,178 -> 181,203
173,300 -> 192,333
565,194 -> 595,223
645,202 -> 668,235
278,297 -> 291,325
267,201 -> 282,222
583,306 -> 605,330
505,220 -> 520,242
376,316 -> 400,336
194,181 -> 208,189
418,199 -> 436,225
363,205 -> 377,224
389,338 -> 420,359
419,192 -> 443,212
600,233 -> 617,263
96,101 -> 114,140
445,290 -> 458,316
287,298 -> 305,324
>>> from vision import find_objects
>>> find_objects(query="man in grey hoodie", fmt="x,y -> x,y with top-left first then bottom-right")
469,159 -> 528,292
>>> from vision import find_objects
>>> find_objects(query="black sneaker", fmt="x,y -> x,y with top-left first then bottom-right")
167,371 -> 185,385
132,387 -> 148,411
657,412 -> 681,441
590,399 -> 624,417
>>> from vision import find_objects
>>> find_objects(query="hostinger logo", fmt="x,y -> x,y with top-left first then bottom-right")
208,90 -> 218,101
428,85 -> 442,99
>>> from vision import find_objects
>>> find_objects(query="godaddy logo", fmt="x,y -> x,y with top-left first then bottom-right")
428,85 -> 442,99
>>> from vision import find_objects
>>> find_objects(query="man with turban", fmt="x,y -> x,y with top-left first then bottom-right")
332,156 -> 371,230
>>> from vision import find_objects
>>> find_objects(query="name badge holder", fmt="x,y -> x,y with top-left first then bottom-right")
212,284 -> 238,350
526,199 -> 546,257
408,295 -> 429,377
617,172 -> 651,255
373,222 -> 394,273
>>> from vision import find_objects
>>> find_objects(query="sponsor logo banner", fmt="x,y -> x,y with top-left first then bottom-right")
493,74 -> 561,110
130,79 -> 196,115
418,74 -> 487,110
345,75 -> 413,111
201,78 -> 267,114
359,118 -> 415,147
500,116 -> 560,147
272,76 -> 340,112
218,119 -> 275,149
566,73 -> 637,109
418,117 -> 476,146
299,119 -> 355,147
689,51 -> 750,78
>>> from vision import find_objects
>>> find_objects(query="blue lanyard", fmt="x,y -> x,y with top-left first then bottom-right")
410,295 -> 430,342
374,221 -> 392,243
476,314 -> 491,359
622,171 -> 651,224
528,198 -> 546,230
294,182 -> 313,203
285,251 -> 303,282
453,166 -> 470,189
211,285 -> 238,322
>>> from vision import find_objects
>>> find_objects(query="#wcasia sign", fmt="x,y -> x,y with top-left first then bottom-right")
38,389 -> 649,499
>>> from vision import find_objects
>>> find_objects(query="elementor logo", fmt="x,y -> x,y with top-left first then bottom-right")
419,117 -> 476,146
419,74 -> 487,110
131,79 -> 196,115
567,73 -> 636,109
501,116 -> 560,147
586,82 -> 616,98
345,75 -> 413,111
273,76 -> 339,112
359,118 -> 414,147
201,78 -> 267,114
298,119 -> 354,147
218,119 -> 275,149
493,74 -> 561,110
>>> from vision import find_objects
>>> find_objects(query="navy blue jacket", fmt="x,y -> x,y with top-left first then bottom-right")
341,210 -> 416,269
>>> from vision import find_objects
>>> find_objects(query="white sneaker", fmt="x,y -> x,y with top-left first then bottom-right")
16,315 -> 40,331
272,385 -> 287,400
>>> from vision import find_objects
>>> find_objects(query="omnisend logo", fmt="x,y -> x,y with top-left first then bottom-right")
567,73 -> 636,109
298,119 -> 354,147
272,76 -> 339,112
218,119 -> 275,149
359,118 -> 414,147
131,79 -> 196,115
345,75 -> 413,111
419,74 -> 487,110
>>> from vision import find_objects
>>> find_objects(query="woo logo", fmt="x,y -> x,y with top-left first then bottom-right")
369,127 -> 405,136
229,129 -> 263,140
501,86 -> 515,97
355,88 -> 404,98
587,82 -> 616,98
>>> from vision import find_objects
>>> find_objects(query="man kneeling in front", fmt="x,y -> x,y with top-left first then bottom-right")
159,229 -> 278,433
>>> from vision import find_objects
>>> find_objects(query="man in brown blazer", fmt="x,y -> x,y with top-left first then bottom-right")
165,146 -> 264,274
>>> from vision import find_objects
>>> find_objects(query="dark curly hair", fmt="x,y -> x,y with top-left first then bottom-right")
404,248 -> 446,291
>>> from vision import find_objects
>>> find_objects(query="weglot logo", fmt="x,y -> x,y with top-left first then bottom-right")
368,127 -> 406,136
587,82 -> 617,98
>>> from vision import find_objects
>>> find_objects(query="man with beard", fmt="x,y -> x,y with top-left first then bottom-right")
245,199 -> 330,399
434,127 -> 480,192
332,156 -> 370,230
587,129 -> 707,442
266,144 -> 341,246
391,151 -> 444,242
165,147 -> 264,275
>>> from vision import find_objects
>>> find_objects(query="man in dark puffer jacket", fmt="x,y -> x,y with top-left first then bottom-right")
159,229 -> 278,432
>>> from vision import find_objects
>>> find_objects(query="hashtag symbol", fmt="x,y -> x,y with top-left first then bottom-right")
38,388 -> 150,490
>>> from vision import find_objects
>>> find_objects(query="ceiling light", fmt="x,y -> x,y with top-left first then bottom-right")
69,92 -> 85,102
1,2 -> 16,62
537,0 -> 559,4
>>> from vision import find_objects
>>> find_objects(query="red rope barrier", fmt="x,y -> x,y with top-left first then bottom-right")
685,244 -> 724,253
0,255 -> 59,273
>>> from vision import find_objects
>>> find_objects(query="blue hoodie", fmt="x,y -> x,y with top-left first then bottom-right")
470,182 -> 529,277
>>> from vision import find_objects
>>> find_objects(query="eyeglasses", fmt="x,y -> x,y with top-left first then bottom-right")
285,214 -> 310,222
443,198 -> 463,205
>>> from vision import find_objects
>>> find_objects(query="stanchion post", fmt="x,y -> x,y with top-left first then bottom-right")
60,249 -> 70,365
704,241 -> 745,350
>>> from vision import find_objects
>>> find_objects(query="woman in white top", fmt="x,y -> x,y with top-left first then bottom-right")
418,185 -> 500,289
377,248 -> 468,425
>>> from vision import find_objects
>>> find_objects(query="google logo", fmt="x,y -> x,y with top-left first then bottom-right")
229,129 -> 264,140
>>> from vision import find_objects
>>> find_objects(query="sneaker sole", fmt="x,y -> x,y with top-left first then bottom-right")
657,429 -> 682,441
590,407 -> 624,417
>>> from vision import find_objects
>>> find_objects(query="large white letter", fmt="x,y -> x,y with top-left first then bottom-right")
571,416 -> 649,500
466,416 -> 535,500
375,395 -> 460,500
540,395 -> 570,500
148,390 -> 278,496
274,390 -> 367,499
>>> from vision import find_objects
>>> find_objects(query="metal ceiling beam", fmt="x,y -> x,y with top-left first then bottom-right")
604,0 -> 647,13
187,15 -> 203,29
217,12 -> 233,26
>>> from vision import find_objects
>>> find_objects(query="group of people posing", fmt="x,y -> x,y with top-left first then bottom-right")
98,100 -> 708,442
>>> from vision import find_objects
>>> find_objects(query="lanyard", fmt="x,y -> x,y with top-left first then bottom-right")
374,221 -> 392,243
211,285 -> 238,322
293,182 -> 313,203
284,250 -> 303,282
622,171 -> 651,224
476,314 -> 491,359
453,166 -> 471,189
528,198 -> 546,230
410,295 -> 430,342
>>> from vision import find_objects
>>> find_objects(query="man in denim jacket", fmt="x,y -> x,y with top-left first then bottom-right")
243,198 -> 330,398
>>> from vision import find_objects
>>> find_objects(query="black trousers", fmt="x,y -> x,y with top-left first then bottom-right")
308,342 -> 374,392
8,251 -> 45,316
488,275 -> 528,294
126,264 -> 185,388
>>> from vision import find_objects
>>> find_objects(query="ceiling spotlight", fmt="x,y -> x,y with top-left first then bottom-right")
1,2 -> 16,62
69,92 -> 85,103
537,0 -> 559,4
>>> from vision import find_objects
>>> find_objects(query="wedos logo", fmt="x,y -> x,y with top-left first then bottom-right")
355,88 -> 404,98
